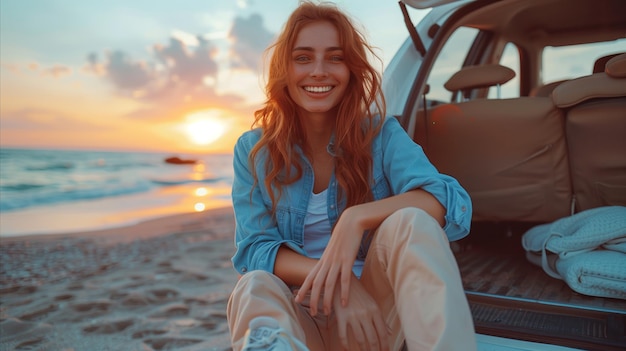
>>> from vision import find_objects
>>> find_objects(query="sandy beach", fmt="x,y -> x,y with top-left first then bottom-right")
0,207 -> 238,351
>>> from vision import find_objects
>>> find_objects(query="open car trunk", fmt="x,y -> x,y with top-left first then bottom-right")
392,1 -> 626,350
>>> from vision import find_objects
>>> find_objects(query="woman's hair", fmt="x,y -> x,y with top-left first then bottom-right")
250,0 -> 386,212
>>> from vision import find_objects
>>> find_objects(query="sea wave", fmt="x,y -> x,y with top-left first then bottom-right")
0,183 -> 47,192
0,182 -> 153,211
25,162 -> 75,171
0,148 -> 234,213
149,176 -> 225,186
0,176 -> 229,212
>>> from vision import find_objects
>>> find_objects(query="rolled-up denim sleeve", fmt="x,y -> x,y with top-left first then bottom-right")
231,132 -> 292,274
381,117 -> 472,241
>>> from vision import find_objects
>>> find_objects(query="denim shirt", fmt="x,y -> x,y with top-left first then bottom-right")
231,116 -> 472,275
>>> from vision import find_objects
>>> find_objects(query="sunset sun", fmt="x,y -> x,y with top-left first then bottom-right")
183,110 -> 228,145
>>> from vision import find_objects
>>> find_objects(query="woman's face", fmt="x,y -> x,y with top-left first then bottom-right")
287,21 -> 350,118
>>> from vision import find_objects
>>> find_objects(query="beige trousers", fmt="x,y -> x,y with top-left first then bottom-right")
227,207 -> 476,351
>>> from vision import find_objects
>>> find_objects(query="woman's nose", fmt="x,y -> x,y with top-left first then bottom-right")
310,59 -> 329,78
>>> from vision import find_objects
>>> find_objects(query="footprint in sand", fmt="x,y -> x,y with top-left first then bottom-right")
13,336 -> 47,351
121,281 -> 148,289
53,293 -> 74,301
109,290 -> 128,300
143,337 -> 204,350
71,299 -> 112,316
146,288 -> 180,304
149,303 -> 190,318
131,329 -> 167,339
18,303 -> 59,322
183,297 -> 210,306
207,311 -> 228,321
0,285 -> 38,296
0,318 -> 52,349
82,318 -> 134,334
66,282 -> 84,291
127,294 -> 154,307
7,298 -> 33,307
45,299 -> 112,323
165,318 -> 228,338
198,313 -> 228,332
157,260 -> 173,268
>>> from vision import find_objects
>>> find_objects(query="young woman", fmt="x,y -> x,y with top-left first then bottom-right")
228,2 -> 476,350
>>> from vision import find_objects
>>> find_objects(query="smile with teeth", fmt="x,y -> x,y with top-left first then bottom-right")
304,86 -> 333,93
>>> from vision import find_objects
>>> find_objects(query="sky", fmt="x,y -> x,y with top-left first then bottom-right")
0,0 -> 427,154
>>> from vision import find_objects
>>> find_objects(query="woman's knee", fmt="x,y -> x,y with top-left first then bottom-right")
376,207 -> 446,243
385,207 -> 440,231
391,207 -> 434,222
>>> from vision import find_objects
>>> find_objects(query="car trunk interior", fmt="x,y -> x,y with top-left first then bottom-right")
397,0 -> 626,349
453,222 -> 626,350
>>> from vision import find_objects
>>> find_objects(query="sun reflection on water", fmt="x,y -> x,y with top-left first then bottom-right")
195,187 -> 209,196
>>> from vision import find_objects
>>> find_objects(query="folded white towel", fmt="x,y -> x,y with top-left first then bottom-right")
522,206 -> 626,259
522,206 -> 626,299
556,250 -> 626,299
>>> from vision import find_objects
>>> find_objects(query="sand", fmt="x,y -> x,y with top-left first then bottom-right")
0,207 -> 238,351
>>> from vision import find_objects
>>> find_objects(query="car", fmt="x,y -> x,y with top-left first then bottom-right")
383,0 -> 626,350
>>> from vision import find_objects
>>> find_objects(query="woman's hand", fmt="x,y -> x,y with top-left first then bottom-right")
295,205 -> 366,315
333,275 -> 390,351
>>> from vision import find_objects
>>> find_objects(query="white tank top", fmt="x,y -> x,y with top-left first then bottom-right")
303,189 -> 364,278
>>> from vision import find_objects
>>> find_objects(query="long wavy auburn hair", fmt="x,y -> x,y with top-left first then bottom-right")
250,1 -> 386,213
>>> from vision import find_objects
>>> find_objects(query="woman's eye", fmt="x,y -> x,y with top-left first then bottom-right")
329,55 -> 344,62
294,55 -> 310,62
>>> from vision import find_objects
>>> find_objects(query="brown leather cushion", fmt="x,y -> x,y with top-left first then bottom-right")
566,97 -> 626,211
605,53 -> 626,78
549,53 -> 626,212
592,52 -> 625,74
552,73 -> 626,108
530,80 -> 568,97
419,97 -> 571,222
444,64 -> 515,92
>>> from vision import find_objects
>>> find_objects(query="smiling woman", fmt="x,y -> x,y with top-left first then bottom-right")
183,110 -> 229,145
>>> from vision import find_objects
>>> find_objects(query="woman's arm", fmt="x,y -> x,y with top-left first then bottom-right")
296,188 -> 443,316
232,132 -> 309,275
275,188 -> 442,287
274,246 -> 317,286
381,117 -> 472,241
348,188 -> 444,229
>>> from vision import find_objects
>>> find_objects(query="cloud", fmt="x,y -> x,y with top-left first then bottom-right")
154,36 -> 218,86
107,51 -> 155,90
85,34 -> 221,99
84,52 -> 104,75
1,63 -> 21,73
84,37 -> 247,121
228,13 -> 274,71
85,51 -> 154,90
83,13 -> 275,122
42,64 -> 72,78
1,62 -> 72,78
237,0 -> 253,9
0,108 -> 112,131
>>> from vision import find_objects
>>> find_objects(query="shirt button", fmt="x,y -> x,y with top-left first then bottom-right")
461,206 -> 466,212
330,205 -> 335,209
241,267 -> 247,273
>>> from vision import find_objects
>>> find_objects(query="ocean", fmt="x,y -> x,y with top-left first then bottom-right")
0,148 -> 234,236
